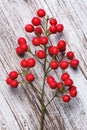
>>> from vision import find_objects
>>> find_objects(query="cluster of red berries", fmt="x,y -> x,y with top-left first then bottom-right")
6,9 -> 79,103
16,38 -> 28,55
6,58 -> 36,87
6,71 -> 19,88
25,9 -> 64,34
47,72 -> 77,102
21,58 -> 36,82
48,47 -> 78,70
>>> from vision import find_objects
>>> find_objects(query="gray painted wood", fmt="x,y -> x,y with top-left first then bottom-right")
0,0 -> 87,129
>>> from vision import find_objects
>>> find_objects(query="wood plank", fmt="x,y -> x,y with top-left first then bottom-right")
0,0 -> 87,129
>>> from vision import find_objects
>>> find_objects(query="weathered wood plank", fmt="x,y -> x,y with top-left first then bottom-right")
0,0 -> 87,129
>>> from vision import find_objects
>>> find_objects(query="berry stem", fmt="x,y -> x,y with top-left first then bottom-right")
45,16 -> 49,36
40,45 -> 47,130
40,24 -> 46,34
46,56 -> 55,74
40,17 -> 56,130
40,75 -> 46,130
40,45 -> 45,50
57,53 -> 66,63
30,83 -> 41,95
47,68 -> 52,73
45,91 -> 61,108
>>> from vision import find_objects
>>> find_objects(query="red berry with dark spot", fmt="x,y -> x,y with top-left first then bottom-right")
50,60 -> 59,69
64,79 -> 73,87
20,43 -> 28,52
18,37 -> 26,45
60,61 -> 69,69
49,18 -> 57,25
34,27 -> 42,34
6,77 -> 12,85
36,50 -> 46,59
16,46 -> 24,55
10,80 -> 18,88
61,72 -> 70,81
70,86 -> 77,91
26,73 -> 35,82
9,71 -> 18,80
32,37 -> 40,46
57,40 -> 66,52
49,25 -> 57,33
20,59 -> 28,68
32,17 -> 41,26
57,24 -> 64,32
48,46 -> 59,55
40,36 -> 48,45
37,9 -> 46,17
27,58 -> 36,67
47,76 -> 55,84
25,24 -> 34,32
69,89 -> 77,97
70,59 -> 79,68
67,51 -> 74,60
49,80 -> 57,89
62,95 -> 70,102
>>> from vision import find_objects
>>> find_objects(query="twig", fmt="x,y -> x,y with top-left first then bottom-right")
40,45 -> 47,130
30,83 -> 41,95
45,91 -> 60,108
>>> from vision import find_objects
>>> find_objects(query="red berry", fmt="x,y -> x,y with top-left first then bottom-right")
60,61 -> 69,69
37,9 -> 46,17
16,46 -> 24,55
50,60 -> 59,69
32,17 -> 41,26
47,76 -> 55,84
9,71 -> 18,80
27,58 -> 36,67
57,24 -> 64,32
49,25 -> 57,33
70,59 -> 79,68
61,72 -> 70,81
69,90 -> 77,97
48,46 -> 59,55
18,37 -> 26,45
67,51 -> 74,60
34,27 -> 42,34
49,18 -> 57,25
57,40 -> 66,52
62,95 -> 70,102
32,37 -> 40,46
25,24 -> 34,32
36,50 -> 46,59
20,43 -> 28,52
49,80 -> 57,89
10,80 -> 18,88
64,79 -> 73,87
57,82 -> 63,90
6,77 -> 12,85
26,73 -> 35,82
40,36 -> 48,45
20,59 -> 28,68
70,86 -> 77,91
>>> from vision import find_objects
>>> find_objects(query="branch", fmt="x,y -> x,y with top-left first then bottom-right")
45,91 -> 60,108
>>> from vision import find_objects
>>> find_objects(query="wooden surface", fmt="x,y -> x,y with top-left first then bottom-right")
0,0 -> 87,130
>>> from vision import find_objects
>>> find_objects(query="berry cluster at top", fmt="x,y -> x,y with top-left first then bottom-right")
6,9 -> 79,103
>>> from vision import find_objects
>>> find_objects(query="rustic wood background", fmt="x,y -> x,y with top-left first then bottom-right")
0,0 -> 87,130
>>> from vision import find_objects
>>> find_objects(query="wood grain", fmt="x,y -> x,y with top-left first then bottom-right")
0,0 -> 87,129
